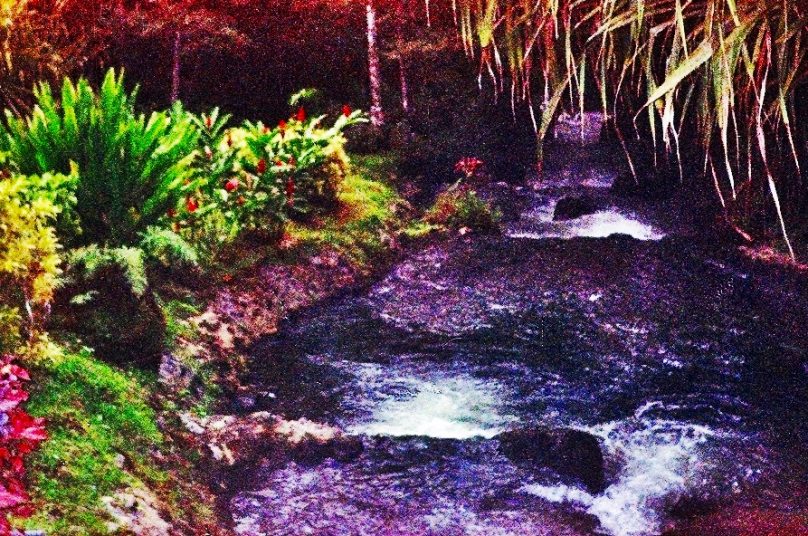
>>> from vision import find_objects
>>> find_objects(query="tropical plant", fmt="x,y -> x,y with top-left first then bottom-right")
452,0 -> 808,256
0,69 -> 199,247
0,353 -> 47,535
241,104 -> 368,217
0,0 -> 104,111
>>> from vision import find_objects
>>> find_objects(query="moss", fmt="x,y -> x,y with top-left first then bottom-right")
21,344 -> 165,535
286,153 -> 404,265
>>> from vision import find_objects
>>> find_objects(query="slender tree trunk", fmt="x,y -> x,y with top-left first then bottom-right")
366,2 -> 385,127
395,20 -> 410,114
170,31 -> 182,103
398,56 -> 410,114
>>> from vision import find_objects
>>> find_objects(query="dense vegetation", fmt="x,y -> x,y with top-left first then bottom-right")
0,0 -> 805,533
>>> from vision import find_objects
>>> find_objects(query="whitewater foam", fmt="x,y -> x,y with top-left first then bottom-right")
522,417 -> 717,536
348,373 -> 516,440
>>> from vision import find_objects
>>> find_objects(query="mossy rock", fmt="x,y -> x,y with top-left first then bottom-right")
53,248 -> 166,368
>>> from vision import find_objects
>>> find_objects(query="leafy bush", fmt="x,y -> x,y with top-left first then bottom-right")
424,186 -> 500,233
168,102 -> 366,261
0,160 -> 75,351
0,353 -> 47,534
0,69 -> 199,247
240,105 -> 366,218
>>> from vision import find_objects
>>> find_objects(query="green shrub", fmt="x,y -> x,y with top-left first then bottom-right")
167,101 -> 367,262
240,105 -> 366,218
424,186 -> 501,233
0,69 -> 199,247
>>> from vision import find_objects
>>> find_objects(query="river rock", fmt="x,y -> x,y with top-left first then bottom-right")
553,196 -> 601,221
195,412 -> 363,468
497,427 -> 606,493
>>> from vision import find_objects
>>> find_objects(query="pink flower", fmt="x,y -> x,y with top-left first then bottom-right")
454,157 -> 484,178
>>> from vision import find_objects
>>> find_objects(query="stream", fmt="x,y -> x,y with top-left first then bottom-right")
229,142 -> 808,535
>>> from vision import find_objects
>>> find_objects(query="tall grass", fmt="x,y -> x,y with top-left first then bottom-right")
454,0 -> 807,257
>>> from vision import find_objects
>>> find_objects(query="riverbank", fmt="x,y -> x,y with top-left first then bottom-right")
16,153 -> 424,535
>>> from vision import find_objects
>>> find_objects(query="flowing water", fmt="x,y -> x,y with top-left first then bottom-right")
230,144 -> 808,536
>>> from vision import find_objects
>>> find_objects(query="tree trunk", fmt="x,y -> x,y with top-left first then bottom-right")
398,56 -> 410,114
366,2 -> 385,127
170,31 -> 182,103
395,21 -> 410,114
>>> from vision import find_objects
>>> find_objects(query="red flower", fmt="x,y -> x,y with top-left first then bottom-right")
224,178 -> 239,192
205,115 -> 212,129
186,197 -> 199,213
274,158 -> 284,167
296,107 -> 306,122
256,159 -> 267,174
278,119 -> 287,131
454,157 -> 484,178
342,104 -> 352,117
286,177 -> 295,206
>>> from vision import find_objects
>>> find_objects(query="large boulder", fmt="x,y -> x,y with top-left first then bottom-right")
553,196 -> 601,221
497,427 -> 606,494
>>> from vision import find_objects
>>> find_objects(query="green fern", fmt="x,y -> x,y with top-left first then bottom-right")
0,69 -> 199,247
139,227 -> 199,269
66,245 -> 149,298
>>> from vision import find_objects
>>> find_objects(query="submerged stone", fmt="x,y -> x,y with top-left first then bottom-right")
497,427 -> 606,494
553,196 -> 601,221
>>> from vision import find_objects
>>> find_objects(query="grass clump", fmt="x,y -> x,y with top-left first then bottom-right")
21,343 -> 165,535
424,186 -> 500,233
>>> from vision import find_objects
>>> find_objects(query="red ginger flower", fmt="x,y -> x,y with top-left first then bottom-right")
186,197 -> 199,213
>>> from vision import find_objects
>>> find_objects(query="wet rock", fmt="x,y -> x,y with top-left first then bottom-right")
100,487 -> 171,536
497,427 -> 606,493
158,352 -> 194,389
662,506 -> 808,536
195,412 -> 363,469
553,196 -> 601,221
